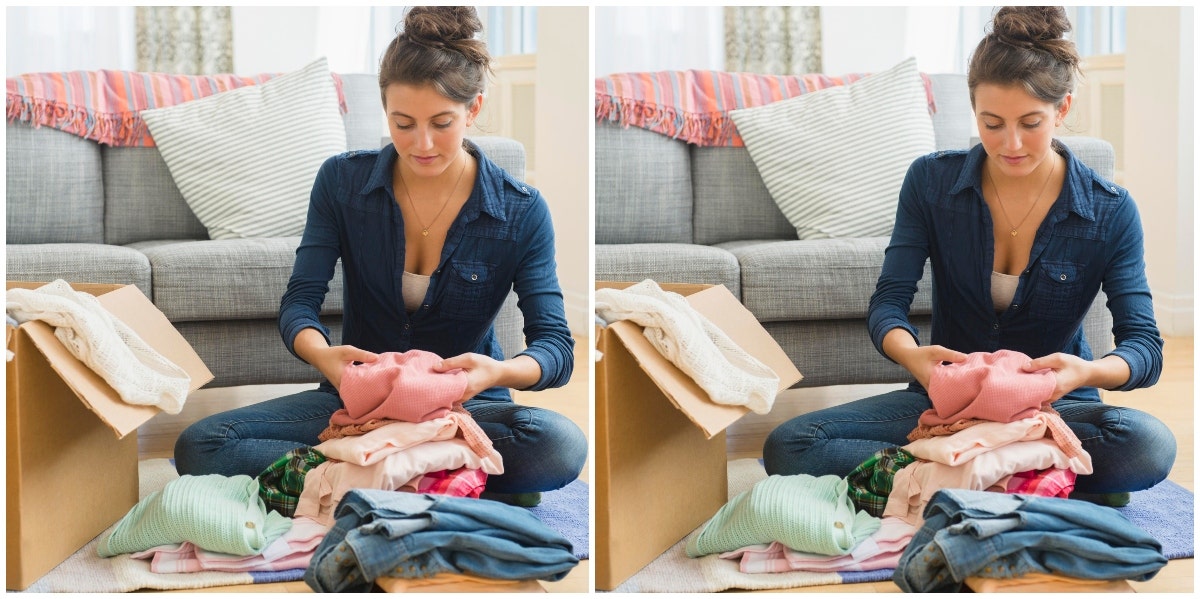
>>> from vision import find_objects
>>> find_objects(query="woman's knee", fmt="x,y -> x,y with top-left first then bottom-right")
1080,407 -> 1177,492
499,407 -> 586,491
762,416 -> 824,476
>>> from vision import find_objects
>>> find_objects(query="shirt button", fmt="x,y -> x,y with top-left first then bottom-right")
470,273 -> 478,281
245,521 -> 256,529
992,323 -> 999,330
521,186 -> 528,193
1060,273 -> 1068,281
422,304 -> 429,310
403,324 -> 410,331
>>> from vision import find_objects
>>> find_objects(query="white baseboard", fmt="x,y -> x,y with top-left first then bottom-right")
1154,292 -> 1194,337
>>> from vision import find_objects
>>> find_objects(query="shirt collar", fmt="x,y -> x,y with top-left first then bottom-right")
952,140 -> 1097,221
361,140 -> 507,222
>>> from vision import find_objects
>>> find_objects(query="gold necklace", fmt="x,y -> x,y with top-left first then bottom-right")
987,155 -> 1056,237
398,153 -> 468,237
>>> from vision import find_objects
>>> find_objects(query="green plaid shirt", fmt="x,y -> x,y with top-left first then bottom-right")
845,447 -> 917,517
257,446 -> 327,517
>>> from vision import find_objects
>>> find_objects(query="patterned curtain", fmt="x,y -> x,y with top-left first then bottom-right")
725,6 -> 822,75
136,6 -> 233,74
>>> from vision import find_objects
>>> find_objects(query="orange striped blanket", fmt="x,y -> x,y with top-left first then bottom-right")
596,69 -> 937,147
6,69 -> 348,147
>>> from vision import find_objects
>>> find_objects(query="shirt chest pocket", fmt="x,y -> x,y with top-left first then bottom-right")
439,259 -> 497,320
1030,260 -> 1087,321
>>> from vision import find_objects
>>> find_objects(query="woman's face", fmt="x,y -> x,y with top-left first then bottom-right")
384,83 -> 482,178
974,83 -> 1071,180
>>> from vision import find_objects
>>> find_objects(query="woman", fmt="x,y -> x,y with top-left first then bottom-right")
762,6 -> 1174,503
175,6 -> 586,504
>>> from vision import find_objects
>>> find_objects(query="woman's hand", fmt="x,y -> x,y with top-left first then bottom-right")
881,328 -> 967,389
1023,352 -> 1096,401
435,352 -> 505,401
434,353 -> 543,401
310,345 -> 380,390
292,328 -> 378,390
897,345 -> 970,390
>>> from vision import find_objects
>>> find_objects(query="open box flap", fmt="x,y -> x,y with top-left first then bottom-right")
10,283 -> 214,439
607,284 -> 803,439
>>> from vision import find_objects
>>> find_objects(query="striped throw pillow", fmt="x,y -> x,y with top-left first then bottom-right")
141,57 -> 347,240
730,57 -> 935,240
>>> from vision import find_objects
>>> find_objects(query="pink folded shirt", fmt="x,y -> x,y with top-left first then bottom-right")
130,516 -> 329,574
922,350 -> 1055,426
332,350 -> 468,425
719,517 -> 916,574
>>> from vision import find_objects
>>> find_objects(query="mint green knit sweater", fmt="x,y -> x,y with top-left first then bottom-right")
99,474 -> 292,557
686,473 -> 880,558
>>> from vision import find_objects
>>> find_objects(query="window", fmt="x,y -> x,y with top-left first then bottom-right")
482,7 -> 536,56
1070,6 -> 1127,56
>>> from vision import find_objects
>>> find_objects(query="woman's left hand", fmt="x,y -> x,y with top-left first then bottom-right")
1023,352 -> 1092,401
435,352 -> 506,401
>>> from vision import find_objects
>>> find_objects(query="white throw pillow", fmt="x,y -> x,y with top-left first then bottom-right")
730,57 -> 935,240
141,57 -> 347,239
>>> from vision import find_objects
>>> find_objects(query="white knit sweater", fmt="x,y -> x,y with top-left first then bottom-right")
595,280 -> 779,414
6,280 -> 190,414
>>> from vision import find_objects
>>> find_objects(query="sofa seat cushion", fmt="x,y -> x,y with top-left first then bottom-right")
132,238 -> 344,322
6,243 -> 152,299
596,243 -> 740,298
723,238 -> 933,323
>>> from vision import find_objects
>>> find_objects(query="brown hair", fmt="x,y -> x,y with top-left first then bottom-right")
967,6 -> 1082,108
378,6 -> 491,107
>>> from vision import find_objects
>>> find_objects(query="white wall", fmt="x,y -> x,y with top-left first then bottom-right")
534,7 -> 591,335
819,7 -> 908,73
231,7 -> 321,74
1123,7 -> 1194,336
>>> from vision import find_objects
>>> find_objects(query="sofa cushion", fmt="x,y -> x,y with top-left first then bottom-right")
764,317 -> 932,388
133,238 -> 344,322
730,57 -> 936,240
595,243 -> 740,298
725,238 -> 933,323
692,146 -> 797,246
140,57 -> 347,240
595,123 -> 693,244
102,147 -> 209,245
5,243 -> 152,299
6,124 -> 105,244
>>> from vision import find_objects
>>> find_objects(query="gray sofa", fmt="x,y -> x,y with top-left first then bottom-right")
6,73 -> 525,388
596,72 -> 1115,389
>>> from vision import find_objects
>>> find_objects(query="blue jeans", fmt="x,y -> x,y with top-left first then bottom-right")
762,389 -> 1176,493
894,488 -> 1167,592
174,388 -> 587,494
304,489 -> 578,592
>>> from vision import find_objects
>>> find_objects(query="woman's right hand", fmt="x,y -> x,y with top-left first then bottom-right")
293,328 -> 379,390
881,328 -> 967,389
896,344 -> 969,390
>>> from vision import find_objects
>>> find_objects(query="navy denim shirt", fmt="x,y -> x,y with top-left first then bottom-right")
869,142 -> 1163,400
279,141 -> 573,401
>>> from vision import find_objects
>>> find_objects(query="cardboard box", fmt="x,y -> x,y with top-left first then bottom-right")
594,282 -> 802,590
6,282 -> 213,590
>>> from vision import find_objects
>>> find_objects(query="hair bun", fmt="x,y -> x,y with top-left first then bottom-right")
993,6 -> 1071,44
403,6 -> 483,45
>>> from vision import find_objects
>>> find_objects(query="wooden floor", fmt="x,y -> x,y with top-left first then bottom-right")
137,335 -> 591,593
726,335 -> 1194,593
